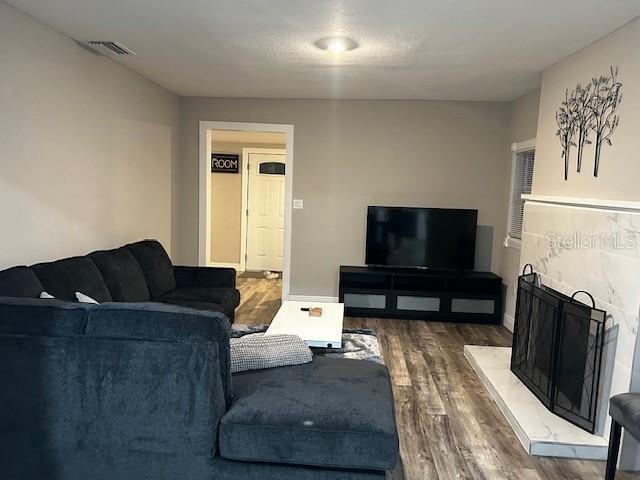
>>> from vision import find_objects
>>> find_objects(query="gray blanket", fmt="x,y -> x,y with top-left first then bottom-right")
231,324 -> 383,364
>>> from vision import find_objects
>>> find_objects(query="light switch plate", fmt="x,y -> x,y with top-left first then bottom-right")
293,199 -> 304,209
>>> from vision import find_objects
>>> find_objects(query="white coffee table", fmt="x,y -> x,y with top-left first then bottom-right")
265,301 -> 344,348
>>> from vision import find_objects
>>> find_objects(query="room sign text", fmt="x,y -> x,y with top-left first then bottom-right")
211,153 -> 240,173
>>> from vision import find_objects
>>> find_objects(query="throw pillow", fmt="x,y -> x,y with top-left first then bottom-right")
230,334 -> 312,373
40,291 -> 55,299
76,291 -> 100,304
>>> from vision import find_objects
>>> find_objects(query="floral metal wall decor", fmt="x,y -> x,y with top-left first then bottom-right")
555,66 -> 622,179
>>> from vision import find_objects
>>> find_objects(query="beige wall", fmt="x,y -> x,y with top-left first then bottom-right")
533,17 -> 640,200
509,89 -> 541,145
497,89 -> 541,328
209,140 -> 285,265
0,3 -> 179,268
175,99 -> 512,296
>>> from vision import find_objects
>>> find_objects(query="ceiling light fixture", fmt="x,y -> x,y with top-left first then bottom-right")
314,36 -> 359,53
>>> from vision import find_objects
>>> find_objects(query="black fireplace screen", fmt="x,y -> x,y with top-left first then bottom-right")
510,266 -> 606,433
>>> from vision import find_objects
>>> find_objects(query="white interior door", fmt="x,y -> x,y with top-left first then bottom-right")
246,152 -> 286,271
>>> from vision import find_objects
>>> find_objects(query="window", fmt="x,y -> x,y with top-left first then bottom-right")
259,161 -> 286,175
507,142 -> 535,244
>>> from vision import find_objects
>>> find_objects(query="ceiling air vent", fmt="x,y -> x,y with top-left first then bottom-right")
86,41 -> 136,55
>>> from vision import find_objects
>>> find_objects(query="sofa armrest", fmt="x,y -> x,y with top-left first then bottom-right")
0,334 -> 225,480
173,266 -> 237,289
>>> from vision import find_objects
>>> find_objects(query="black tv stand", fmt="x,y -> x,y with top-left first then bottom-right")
339,266 -> 503,323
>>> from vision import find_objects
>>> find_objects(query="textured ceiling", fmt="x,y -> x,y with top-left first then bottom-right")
7,0 -> 640,100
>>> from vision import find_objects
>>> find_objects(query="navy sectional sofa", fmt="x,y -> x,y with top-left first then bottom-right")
0,239 -> 240,321
0,241 -> 399,479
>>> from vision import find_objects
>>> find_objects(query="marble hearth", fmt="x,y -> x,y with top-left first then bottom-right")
464,345 -> 609,459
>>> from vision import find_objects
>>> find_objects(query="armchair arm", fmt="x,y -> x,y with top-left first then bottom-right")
173,265 -> 237,289
0,334 -> 225,480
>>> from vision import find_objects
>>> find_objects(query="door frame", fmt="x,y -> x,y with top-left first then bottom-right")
241,147 -> 287,273
198,121 -> 294,301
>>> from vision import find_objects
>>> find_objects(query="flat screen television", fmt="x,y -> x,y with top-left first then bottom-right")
365,206 -> 477,270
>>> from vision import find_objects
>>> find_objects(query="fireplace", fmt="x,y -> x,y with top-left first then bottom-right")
510,266 -> 607,433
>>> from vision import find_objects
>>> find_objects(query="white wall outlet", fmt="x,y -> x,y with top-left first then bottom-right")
293,199 -> 304,209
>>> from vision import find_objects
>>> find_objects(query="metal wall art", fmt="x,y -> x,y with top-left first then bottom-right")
555,66 -> 622,179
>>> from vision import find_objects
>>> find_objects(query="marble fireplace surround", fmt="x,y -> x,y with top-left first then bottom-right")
522,195 -> 640,468
470,194 -> 640,469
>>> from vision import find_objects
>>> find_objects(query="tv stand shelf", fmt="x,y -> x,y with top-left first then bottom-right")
339,266 -> 503,323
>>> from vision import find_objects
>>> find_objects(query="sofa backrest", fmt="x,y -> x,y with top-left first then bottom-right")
31,256 -> 113,303
0,295 -> 233,405
0,266 -> 43,298
85,301 -> 232,405
0,297 -> 91,336
0,239 -> 176,304
89,247 -> 151,302
0,334 -> 224,480
125,240 -> 176,299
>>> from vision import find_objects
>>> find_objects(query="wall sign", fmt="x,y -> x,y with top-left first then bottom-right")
555,66 -> 622,180
211,153 -> 240,173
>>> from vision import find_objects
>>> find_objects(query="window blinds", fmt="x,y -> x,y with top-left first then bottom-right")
509,149 -> 535,239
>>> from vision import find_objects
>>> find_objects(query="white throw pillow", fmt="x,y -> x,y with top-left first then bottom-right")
40,291 -> 55,299
230,334 -> 312,373
75,291 -> 99,304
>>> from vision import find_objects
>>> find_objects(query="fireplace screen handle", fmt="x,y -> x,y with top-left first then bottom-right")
521,263 -> 535,276
570,290 -> 596,309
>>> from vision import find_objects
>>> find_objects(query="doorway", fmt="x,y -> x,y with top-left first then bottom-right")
198,121 -> 294,302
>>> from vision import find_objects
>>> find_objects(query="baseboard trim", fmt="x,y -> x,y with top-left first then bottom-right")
503,313 -> 515,332
287,295 -> 339,303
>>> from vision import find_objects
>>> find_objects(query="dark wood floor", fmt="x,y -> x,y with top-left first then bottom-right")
235,277 -> 639,480
235,276 -> 283,323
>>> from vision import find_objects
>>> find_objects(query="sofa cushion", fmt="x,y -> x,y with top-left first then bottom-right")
85,302 -> 233,405
89,248 -> 151,302
0,266 -> 44,298
159,287 -> 240,315
219,357 -> 399,471
31,257 -> 112,303
0,296 -> 91,336
125,240 -> 176,298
